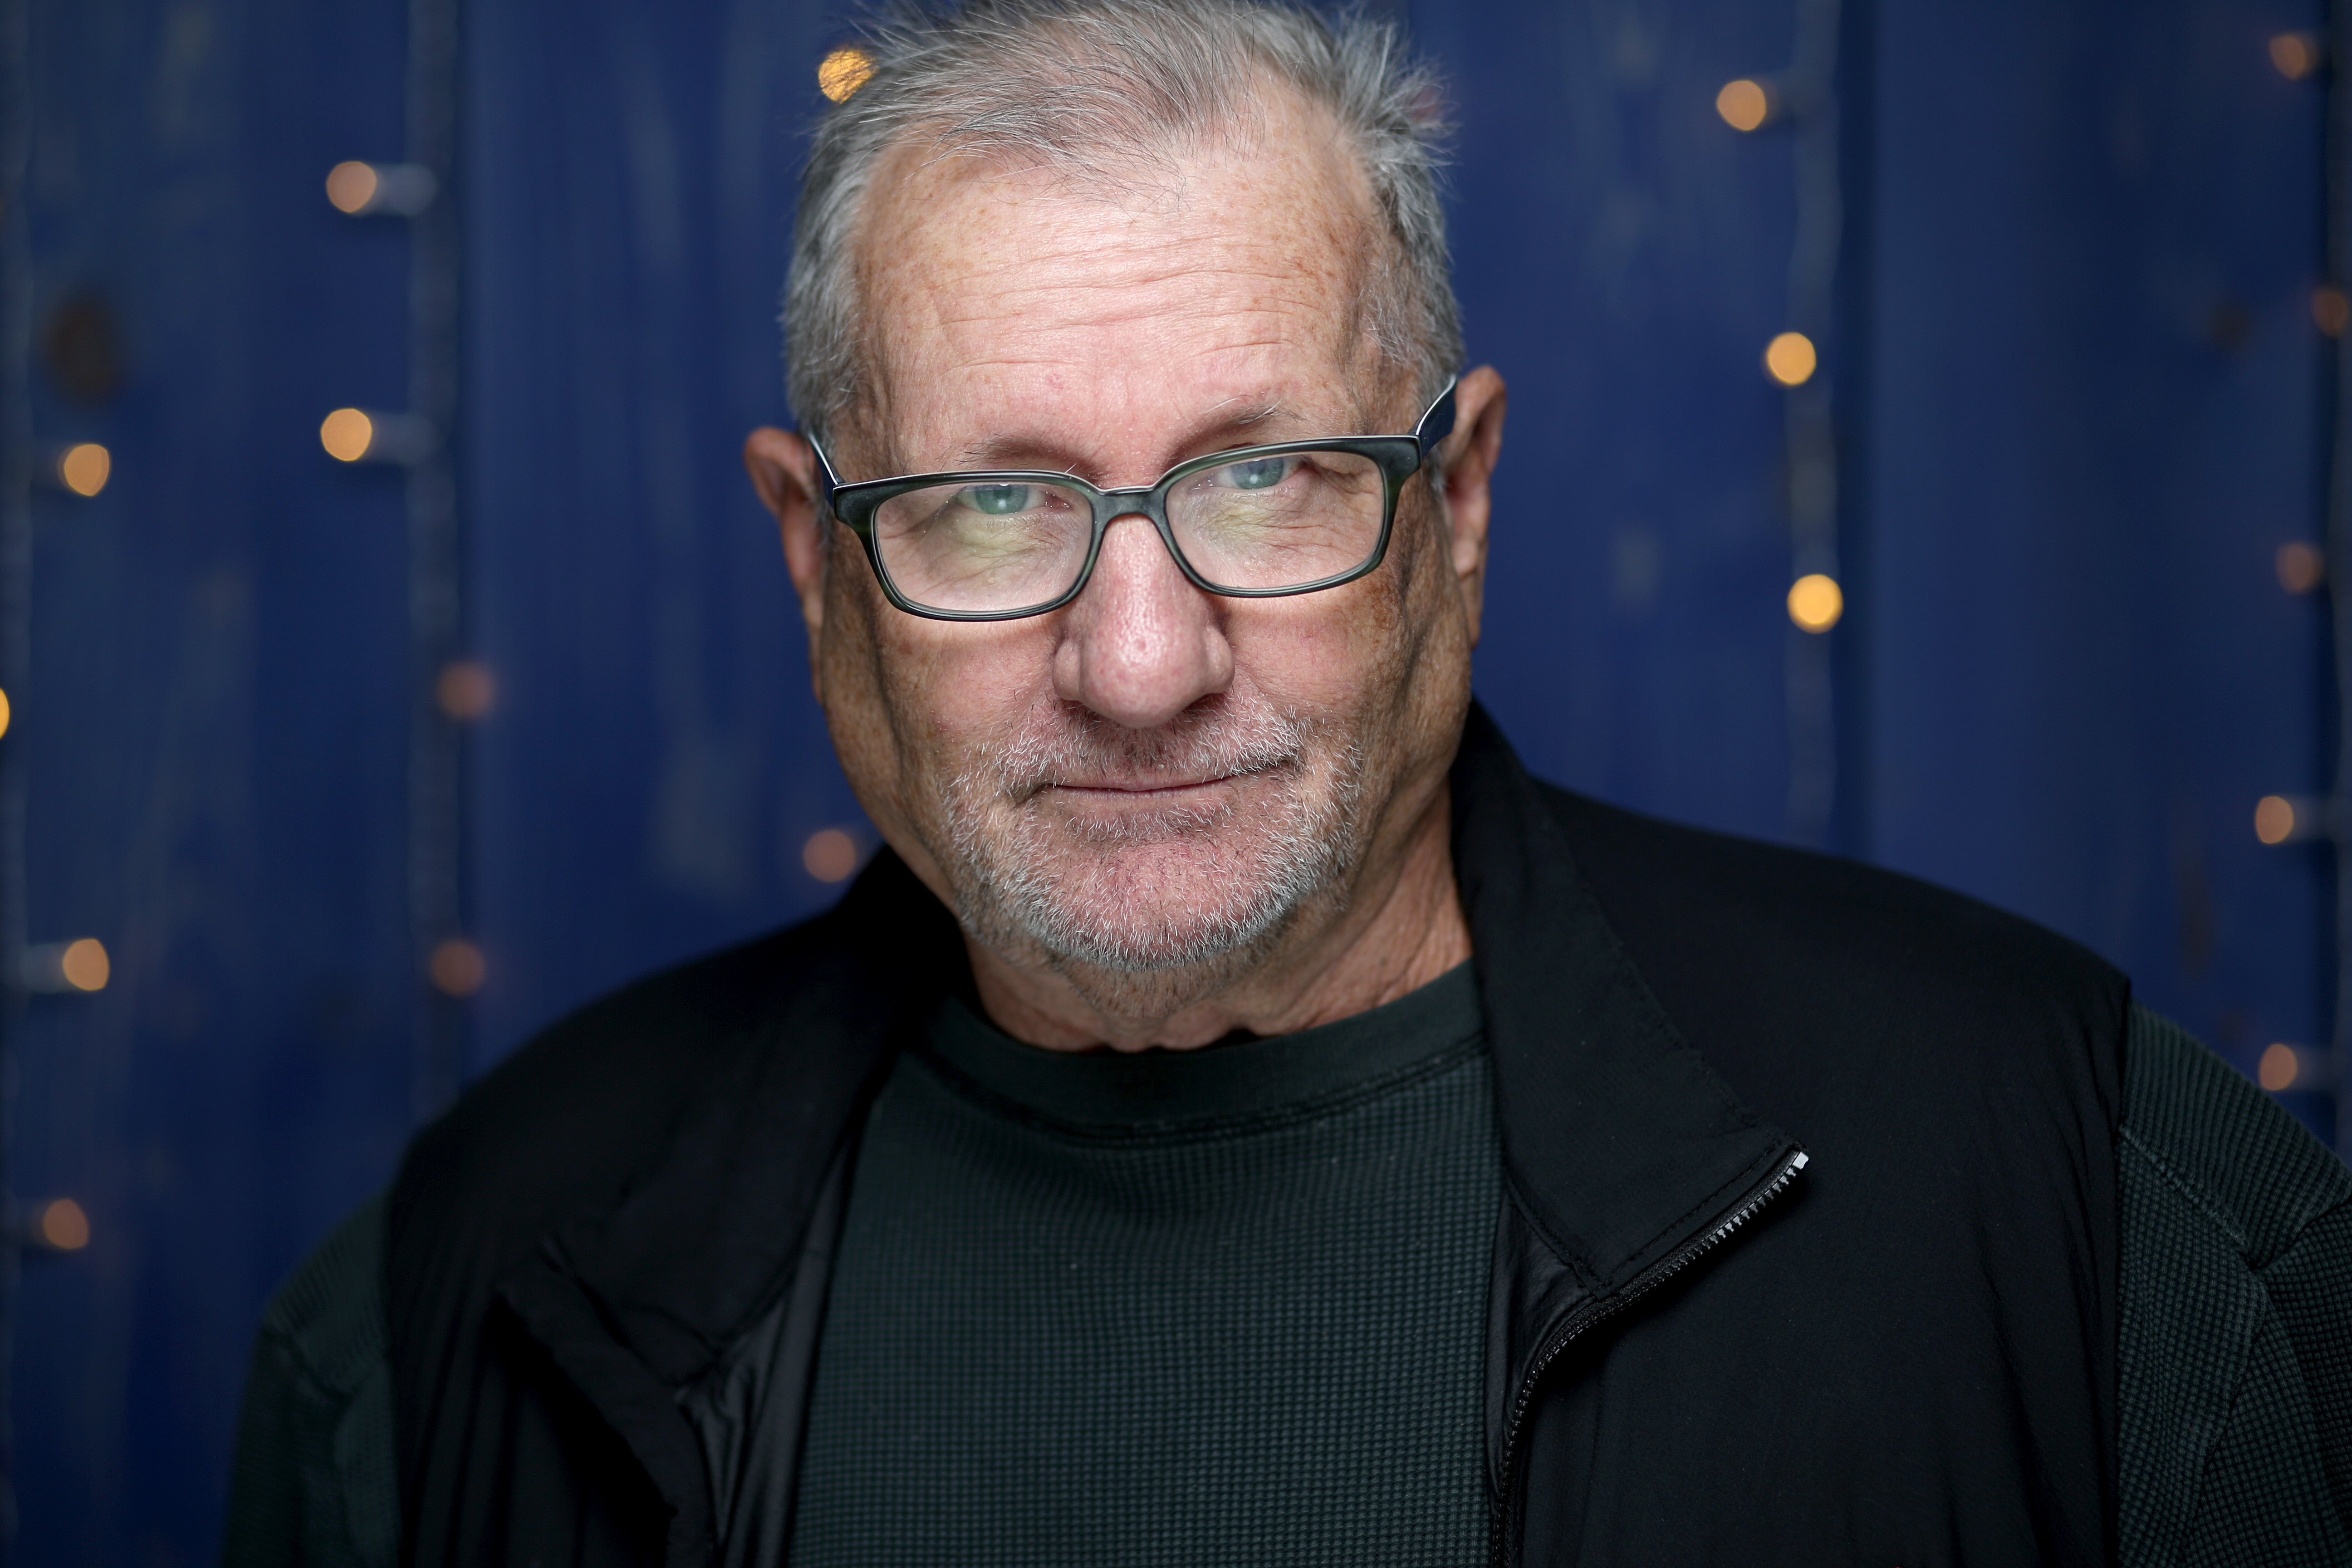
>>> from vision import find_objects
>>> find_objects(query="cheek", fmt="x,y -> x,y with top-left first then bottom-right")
1226,566 -> 1413,720
830,576 -> 1060,812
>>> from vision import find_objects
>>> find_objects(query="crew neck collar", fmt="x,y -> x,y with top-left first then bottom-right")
922,962 -> 1483,1134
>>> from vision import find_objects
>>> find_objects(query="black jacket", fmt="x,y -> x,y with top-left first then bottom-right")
225,709 -> 2352,1565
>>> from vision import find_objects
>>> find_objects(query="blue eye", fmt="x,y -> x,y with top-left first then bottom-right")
965,484 -> 1031,515
1221,456 -> 1290,491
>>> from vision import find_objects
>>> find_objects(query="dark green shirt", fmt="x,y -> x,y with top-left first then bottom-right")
786,964 -> 1500,1567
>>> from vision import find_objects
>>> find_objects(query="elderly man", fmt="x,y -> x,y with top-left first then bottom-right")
227,1 -> 2352,1564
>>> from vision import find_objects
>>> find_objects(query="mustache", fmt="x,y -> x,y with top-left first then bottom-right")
978,699 -> 1311,801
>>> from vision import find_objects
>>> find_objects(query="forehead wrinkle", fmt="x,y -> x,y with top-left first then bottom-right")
851,110 -> 1389,474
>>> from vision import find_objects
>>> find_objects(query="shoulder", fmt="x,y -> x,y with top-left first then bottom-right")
2119,1003 -> 2351,1263
1536,783 -> 2130,1100
386,851 -> 960,1319
2116,1004 -> 2352,1560
225,1194 -> 399,1567
396,919 -> 828,1249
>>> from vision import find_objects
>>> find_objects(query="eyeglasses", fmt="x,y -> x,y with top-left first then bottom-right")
809,379 -> 1458,622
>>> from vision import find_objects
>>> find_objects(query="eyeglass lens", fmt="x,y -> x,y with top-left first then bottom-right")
869,448 -> 1388,615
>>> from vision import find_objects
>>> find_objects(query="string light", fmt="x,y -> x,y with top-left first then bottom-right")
324,160 -> 437,216
321,408 -> 374,462
2259,1042 -> 2304,1092
1715,78 -> 1774,132
2316,285 -> 2350,338
1764,332 -> 1818,387
59,442 -> 110,497
2271,32 -> 2324,81
436,662 -> 495,721
429,938 -> 486,998
326,161 -> 380,214
37,1199 -> 90,1252
803,828 -> 861,882
818,48 -> 874,102
59,938 -> 109,993
2255,794 -> 2300,845
2278,541 -> 2326,594
0,688 -> 11,740
1786,573 -> 1842,632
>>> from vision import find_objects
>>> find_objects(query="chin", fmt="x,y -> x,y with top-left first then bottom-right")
956,811 -> 1352,977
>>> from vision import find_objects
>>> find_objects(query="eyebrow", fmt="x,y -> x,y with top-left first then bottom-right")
948,397 -> 1318,478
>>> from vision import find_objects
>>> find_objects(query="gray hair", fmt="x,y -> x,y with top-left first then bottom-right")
783,0 -> 1463,452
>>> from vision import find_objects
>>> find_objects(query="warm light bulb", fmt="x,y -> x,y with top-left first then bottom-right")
326,161 -> 380,214
818,48 -> 874,102
2277,541 -> 2326,594
803,828 -> 861,883
2258,1042 -> 2301,1092
2314,285 -> 2349,338
430,937 -> 487,997
1786,573 -> 1842,632
1715,78 -> 1773,132
59,937 -> 109,993
59,442 -> 111,497
436,662 -> 496,721
320,408 -> 375,462
2271,32 -> 2322,81
1764,332 -> 1818,387
2254,794 -> 2298,845
0,688 -> 11,740
38,1199 -> 90,1251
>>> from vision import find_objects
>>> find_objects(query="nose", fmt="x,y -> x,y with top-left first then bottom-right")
1052,514 -> 1234,729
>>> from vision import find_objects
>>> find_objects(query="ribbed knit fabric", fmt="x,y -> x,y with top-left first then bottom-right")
786,964 -> 1499,1568
2117,1002 -> 2352,1565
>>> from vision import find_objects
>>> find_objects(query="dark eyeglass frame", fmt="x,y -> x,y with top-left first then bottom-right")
808,378 -> 1460,622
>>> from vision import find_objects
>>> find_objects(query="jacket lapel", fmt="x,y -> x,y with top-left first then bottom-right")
497,852 -> 963,1566
1451,704 -> 1803,1494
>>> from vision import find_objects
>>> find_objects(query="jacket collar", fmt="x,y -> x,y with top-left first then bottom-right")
500,852 -> 963,1564
1450,704 -> 1801,1502
1455,701 -> 1796,1288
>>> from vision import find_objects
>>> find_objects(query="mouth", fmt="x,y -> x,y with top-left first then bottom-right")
1047,774 -> 1245,798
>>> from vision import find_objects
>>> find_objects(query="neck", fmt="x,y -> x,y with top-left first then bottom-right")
965,783 -> 1471,1052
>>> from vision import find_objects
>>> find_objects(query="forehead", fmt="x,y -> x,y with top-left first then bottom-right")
853,93 -> 1382,455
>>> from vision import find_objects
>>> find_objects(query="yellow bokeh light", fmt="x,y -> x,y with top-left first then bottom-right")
1764,331 -> 1818,387
2315,285 -> 2350,338
2271,32 -> 2321,81
2254,794 -> 2298,845
1715,78 -> 1772,132
60,442 -> 111,497
436,662 -> 496,721
326,161 -> 380,214
60,937 -> 109,993
2277,541 -> 2326,594
430,937 -> 487,998
804,828 -> 861,883
0,688 -> 11,741
2258,1042 -> 2301,1093
320,408 -> 375,462
818,48 -> 874,103
39,1198 -> 90,1252
1786,573 -> 1842,633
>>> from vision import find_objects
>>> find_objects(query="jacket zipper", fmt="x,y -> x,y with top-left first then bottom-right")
1489,1147 -> 1810,1567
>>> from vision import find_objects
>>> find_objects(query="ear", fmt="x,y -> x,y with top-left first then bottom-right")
744,426 -> 830,694
1437,365 -> 1506,647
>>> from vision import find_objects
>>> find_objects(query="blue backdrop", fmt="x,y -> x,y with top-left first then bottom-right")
1,0 -> 2337,1558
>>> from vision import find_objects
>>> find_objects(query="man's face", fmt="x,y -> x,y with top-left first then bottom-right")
759,90 -> 1499,1034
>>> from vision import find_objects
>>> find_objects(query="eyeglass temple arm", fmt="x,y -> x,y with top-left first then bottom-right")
1414,377 -> 1459,462
806,432 -> 844,502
